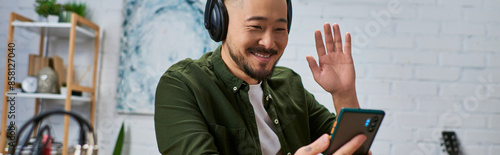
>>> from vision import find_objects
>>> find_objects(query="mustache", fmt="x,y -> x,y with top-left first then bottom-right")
247,47 -> 278,55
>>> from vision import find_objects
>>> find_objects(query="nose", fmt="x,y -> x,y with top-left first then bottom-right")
258,30 -> 276,50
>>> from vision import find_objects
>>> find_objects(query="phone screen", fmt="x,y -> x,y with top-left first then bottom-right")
324,108 -> 385,155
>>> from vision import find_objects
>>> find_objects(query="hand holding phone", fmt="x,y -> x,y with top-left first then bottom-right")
294,134 -> 370,155
324,108 -> 385,155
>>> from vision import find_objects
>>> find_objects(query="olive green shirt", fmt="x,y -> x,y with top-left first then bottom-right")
154,46 -> 336,155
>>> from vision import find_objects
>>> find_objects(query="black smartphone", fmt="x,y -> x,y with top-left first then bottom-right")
324,108 -> 385,155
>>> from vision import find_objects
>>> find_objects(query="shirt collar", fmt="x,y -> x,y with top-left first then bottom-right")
211,45 -> 246,93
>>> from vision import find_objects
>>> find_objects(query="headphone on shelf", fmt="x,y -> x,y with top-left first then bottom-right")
11,110 -> 97,155
204,0 -> 293,42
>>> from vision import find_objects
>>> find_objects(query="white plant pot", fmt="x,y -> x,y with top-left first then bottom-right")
47,15 -> 59,23
60,86 -> 67,95
38,16 -> 47,22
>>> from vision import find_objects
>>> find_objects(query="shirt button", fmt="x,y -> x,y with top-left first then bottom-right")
233,86 -> 237,91
287,153 -> 291,155
274,119 -> 279,124
266,94 -> 272,101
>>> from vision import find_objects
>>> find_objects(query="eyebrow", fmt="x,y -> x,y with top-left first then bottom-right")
246,16 -> 288,23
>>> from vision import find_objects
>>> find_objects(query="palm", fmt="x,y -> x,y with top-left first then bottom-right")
306,23 -> 355,94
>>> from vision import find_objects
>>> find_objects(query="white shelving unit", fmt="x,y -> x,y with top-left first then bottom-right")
11,21 -> 95,38
5,92 -> 91,102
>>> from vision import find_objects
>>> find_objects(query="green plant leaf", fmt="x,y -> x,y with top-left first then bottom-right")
113,122 -> 125,155
34,0 -> 62,17
62,1 -> 88,18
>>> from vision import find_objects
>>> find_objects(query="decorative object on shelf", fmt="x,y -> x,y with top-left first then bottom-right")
21,76 -> 38,93
34,0 -> 62,22
52,55 -> 66,89
60,2 -> 88,22
60,82 -> 67,95
28,54 -> 51,76
60,83 -> 83,96
48,15 -> 59,23
59,11 -> 72,23
36,66 -> 58,93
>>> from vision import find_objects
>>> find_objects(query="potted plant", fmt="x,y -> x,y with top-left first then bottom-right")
34,0 -> 62,22
60,82 -> 67,95
60,2 -> 88,22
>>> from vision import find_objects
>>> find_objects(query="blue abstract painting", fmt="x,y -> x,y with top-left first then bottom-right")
117,0 -> 219,113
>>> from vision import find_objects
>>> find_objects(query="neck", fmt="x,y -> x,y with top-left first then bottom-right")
221,44 -> 259,85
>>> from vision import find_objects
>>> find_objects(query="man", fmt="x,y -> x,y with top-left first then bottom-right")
155,0 -> 369,154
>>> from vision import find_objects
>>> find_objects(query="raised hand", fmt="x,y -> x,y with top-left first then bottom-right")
306,23 -> 359,114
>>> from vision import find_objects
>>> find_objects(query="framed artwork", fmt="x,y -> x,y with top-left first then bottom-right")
117,0 -> 219,113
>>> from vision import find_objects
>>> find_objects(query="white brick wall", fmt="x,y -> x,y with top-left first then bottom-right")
416,66 -> 460,81
370,35 -> 414,49
396,21 -> 440,34
393,81 -> 439,96
290,0 -> 498,154
442,22 -> 486,36
416,36 -> 461,51
370,64 -> 414,79
466,37 -> 499,52
441,53 -> 484,67
369,95 -> 415,110
0,0 -> 499,154
393,51 -> 438,65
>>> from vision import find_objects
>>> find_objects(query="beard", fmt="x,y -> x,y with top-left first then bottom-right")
227,45 -> 279,82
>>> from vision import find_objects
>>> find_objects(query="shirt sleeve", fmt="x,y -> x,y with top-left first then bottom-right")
305,90 -> 336,141
154,70 -> 219,155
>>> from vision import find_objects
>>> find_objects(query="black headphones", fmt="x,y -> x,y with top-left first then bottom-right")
204,0 -> 293,42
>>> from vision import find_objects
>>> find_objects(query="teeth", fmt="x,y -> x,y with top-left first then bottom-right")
254,52 -> 270,58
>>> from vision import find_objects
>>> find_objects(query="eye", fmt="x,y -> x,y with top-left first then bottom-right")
249,25 -> 262,30
276,28 -> 286,32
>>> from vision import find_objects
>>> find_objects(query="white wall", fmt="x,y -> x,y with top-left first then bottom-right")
0,0 -> 499,154
285,0 -> 500,154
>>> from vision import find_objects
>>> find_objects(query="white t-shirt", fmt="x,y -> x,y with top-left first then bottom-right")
248,83 -> 282,155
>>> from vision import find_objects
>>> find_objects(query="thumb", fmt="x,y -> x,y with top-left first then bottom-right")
306,55 -> 320,79
295,134 -> 330,155
333,134 -> 367,155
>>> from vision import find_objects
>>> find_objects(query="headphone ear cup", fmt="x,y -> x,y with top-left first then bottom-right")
209,6 -> 221,41
218,0 -> 229,41
205,0 -> 228,42
287,0 -> 292,33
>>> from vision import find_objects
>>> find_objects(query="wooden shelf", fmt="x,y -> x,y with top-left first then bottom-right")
11,21 -> 95,39
1,12 -> 100,155
5,92 -> 91,102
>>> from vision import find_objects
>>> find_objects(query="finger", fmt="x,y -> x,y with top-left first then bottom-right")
306,55 -> 321,79
332,23 -> 343,53
315,30 -> 326,57
333,134 -> 366,155
368,150 -> 372,155
324,23 -> 335,53
295,134 -> 330,155
344,32 -> 352,56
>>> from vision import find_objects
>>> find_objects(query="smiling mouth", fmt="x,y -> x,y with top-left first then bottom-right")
251,51 -> 272,58
247,47 -> 278,60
